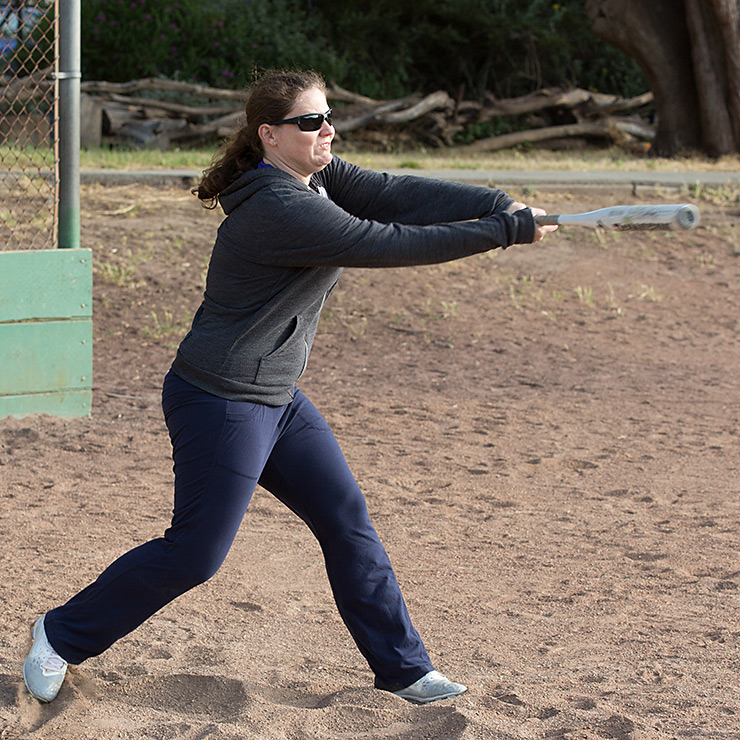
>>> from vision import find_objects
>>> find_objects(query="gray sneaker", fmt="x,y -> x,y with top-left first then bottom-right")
22,616 -> 68,702
393,670 -> 467,704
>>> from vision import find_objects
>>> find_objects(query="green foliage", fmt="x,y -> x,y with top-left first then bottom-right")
8,2 -> 55,75
2,1 -> 54,114
201,0 -> 343,89
453,117 -> 520,144
81,0 -> 342,88
80,0 -> 646,99
315,0 -> 646,100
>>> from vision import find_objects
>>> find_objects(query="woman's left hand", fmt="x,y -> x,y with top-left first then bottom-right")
507,202 -> 558,243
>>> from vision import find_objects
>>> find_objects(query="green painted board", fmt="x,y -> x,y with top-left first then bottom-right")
0,249 -> 92,322
0,389 -> 91,418
0,319 -> 92,395
0,249 -> 93,418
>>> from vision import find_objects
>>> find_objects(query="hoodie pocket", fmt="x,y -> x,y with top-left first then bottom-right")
255,315 -> 309,386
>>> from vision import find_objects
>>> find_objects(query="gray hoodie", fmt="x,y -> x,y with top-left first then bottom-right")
172,156 -> 535,405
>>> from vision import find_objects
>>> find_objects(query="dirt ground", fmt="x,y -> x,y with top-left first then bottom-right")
1,176 -> 739,740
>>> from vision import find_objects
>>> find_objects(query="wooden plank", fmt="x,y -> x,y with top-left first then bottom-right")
0,389 -> 91,418
0,319 -> 92,396
0,249 -> 92,323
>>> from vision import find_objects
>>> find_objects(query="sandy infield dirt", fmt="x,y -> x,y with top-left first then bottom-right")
1,178 -> 738,740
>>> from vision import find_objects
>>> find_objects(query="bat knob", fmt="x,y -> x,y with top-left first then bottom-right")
677,204 -> 701,230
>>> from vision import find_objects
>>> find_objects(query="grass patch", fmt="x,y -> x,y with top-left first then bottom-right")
574,285 -> 595,306
95,245 -> 153,287
340,146 -> 740,173
633,284 -> 662,302
98,260 -> 136,287
4,141 -> 740,173
80,147 -> 213,171
71,144 -> 740,173
141,309 -> 190,340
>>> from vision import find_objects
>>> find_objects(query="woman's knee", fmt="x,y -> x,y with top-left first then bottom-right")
312,486 -> 372,532
164,537 -> 230,590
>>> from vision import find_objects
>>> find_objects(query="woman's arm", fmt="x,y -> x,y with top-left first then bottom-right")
314,157 -> 514,225
225,183 -> 537,269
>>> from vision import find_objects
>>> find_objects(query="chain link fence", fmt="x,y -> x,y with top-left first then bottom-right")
1,0 -> 57,251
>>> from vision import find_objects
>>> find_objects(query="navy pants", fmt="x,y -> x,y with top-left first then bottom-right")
44,371 -> 432,691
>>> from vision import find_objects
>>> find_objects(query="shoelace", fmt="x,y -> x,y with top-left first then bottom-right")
418,671 -> 443,689
39,651 -> 67,675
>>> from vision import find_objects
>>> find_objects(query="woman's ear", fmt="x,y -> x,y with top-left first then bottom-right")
258,123 -> 278,148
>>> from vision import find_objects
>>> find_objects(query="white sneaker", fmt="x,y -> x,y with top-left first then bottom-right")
393,670 -> 467,704
22,616 -> 68,702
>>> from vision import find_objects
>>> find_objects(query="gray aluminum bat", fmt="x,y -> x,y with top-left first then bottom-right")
535,204 -> 700,230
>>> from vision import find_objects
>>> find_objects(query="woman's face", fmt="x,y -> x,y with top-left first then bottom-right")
260,87 -> 334,184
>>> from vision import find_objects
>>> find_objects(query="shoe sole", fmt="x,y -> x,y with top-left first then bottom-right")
395,687 -> 468,704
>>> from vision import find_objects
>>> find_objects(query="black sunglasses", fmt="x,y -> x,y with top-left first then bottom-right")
268,109 -> 333,132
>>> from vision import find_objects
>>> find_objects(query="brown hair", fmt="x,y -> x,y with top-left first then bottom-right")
193,69 -> 326,208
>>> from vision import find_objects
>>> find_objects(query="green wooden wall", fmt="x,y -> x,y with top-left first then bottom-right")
0,249 -> 92,418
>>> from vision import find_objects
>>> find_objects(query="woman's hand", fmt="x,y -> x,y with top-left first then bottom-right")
507,201 -> 558,243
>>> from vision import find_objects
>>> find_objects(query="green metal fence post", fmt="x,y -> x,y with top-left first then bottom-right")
57,0 -> 81,249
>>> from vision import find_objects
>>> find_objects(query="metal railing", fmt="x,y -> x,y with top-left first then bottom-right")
1,0 -> 69,252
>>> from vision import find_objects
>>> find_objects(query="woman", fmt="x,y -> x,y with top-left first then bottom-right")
23,70 -> 557,705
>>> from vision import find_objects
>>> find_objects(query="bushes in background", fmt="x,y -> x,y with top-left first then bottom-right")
82,0 -> 645,100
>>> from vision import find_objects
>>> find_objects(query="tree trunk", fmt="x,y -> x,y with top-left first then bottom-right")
585,0 -> 740,156
705,0 -> 740,146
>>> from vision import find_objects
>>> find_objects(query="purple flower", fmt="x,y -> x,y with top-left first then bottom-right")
95,12 -> 106,20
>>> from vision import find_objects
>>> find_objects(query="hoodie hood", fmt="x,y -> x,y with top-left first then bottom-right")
218,166 -> 312,215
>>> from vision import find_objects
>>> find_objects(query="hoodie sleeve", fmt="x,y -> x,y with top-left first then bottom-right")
227,181 -> 535,269
313,157 -> 514,225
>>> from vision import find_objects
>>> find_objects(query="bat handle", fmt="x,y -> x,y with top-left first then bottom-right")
535,214 -> 559,226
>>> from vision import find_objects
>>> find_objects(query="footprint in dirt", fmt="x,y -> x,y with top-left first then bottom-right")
256,685 -> 469,740
12,666 -> 98,736
109,673 -> 250,720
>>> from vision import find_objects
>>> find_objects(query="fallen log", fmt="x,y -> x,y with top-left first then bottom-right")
99,92 -> 240,120
458,119 -> 655,153
382,91 -> 455,123
169,110 -> 245,141
478,86 -> 617,119
326,82 -> 379,106
333,95 -> 421,133
74,75 -> 656,153
81,77 -> 383,107
583,91 -> 654,117
334,91 -> 455,134
115,118 -> 189,149
101,101 -> 144,135
0,66 -> 53,103
81,77 -> 248,101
